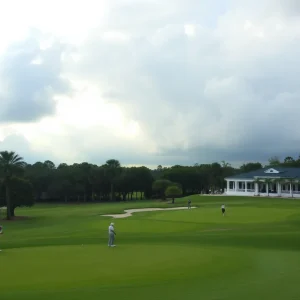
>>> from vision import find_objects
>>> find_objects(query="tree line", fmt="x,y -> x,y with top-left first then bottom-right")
1,150 -> 300,219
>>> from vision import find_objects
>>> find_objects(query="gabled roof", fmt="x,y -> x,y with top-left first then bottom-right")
225,167 -> 300,180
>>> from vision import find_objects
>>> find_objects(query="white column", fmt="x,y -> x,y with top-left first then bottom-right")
255,183 -> 258,195
277,183 -> 281,196
290,183 -> 292,197
235,181 -> 238,191
227,180 -> 229,191
245,181 -> 247,192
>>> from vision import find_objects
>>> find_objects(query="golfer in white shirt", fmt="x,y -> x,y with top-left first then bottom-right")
108,223 -> 116,247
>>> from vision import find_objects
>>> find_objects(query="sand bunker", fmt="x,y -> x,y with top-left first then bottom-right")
102,206 -> 196,219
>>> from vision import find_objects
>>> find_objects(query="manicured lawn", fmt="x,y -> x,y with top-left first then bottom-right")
1,196 -> 300,299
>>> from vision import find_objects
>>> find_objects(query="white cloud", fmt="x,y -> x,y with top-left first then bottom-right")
1,0 -> 300,166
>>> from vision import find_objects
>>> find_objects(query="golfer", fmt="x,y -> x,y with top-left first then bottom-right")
221,204 -> 226,216
188,199 -> 191,209
108,222 -> 116,247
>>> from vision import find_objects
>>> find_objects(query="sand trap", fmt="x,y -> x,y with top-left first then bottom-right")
102,206 -> 196,219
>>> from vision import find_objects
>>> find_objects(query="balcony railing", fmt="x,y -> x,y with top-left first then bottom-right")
236,189 -> 255,192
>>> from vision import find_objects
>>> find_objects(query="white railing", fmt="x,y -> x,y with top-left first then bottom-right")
237,189 -> 255,192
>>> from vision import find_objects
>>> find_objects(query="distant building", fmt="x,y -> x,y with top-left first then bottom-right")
225,167 -> 300,197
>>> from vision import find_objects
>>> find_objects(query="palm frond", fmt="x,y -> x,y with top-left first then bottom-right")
0,151 -> 25,176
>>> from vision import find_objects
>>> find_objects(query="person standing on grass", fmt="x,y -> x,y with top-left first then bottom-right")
188,199 -> 191,209
108,222 -> 116,247
221,204 -> 226,216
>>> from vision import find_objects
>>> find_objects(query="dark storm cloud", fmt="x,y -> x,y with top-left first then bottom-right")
0,30 -> 71,123
72,1 -> 300,166
2,0 -> 300,167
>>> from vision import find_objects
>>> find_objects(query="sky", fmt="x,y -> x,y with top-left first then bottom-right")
0,0 -> 300,168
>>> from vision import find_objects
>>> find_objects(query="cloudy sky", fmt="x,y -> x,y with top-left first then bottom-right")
0,0 -> 299,168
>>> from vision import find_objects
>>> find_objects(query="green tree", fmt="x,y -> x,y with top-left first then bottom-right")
221,161 -> 231,168
0,151 -> 26,219
284,156 -> 295,164
48,179 -> 74,202
135,167 -> 154,199
44,160 -> 56,170
165,185 -> 183,204
152,179 -> 172,199
113,168 -> 135,201
76,163 -> 93,202
25,161 -> 54,201
1,176 -> 35,217
268,156 -> 281,166
104,159 -> 121,201
239,162 -> 262,173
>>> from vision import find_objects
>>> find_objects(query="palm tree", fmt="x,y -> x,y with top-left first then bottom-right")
221,161 -> 231,168
0,151 -> 25,219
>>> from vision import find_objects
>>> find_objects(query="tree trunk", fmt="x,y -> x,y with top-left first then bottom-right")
110,183 -> 114,201
172,198 -> 175,204
122,192 -> 127,201
10,205 -> 16,217
136,191 -> 138,200
5,184 -> 11,220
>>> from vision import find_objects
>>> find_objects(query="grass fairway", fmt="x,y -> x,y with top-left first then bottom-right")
1,196 -> 300,299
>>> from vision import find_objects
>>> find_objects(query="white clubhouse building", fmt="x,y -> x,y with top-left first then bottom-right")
225,167 -> 300,197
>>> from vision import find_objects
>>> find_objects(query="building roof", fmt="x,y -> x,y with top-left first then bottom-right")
225,167 -> 300,180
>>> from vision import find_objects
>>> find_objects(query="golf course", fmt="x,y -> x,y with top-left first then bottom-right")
1,195 -> 300,299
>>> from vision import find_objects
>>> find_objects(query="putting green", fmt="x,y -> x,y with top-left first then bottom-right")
0,245 -> 249,289
2,245 -> 300,300
0,196 -> 300,299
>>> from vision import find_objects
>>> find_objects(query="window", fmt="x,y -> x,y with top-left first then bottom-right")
238,182 -> 246,189
246,182 -> 254,190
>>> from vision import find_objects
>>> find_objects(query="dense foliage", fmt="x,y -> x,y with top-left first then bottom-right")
1,150 -> 300,218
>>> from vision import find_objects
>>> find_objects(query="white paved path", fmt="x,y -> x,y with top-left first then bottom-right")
102,206 -> 196,219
